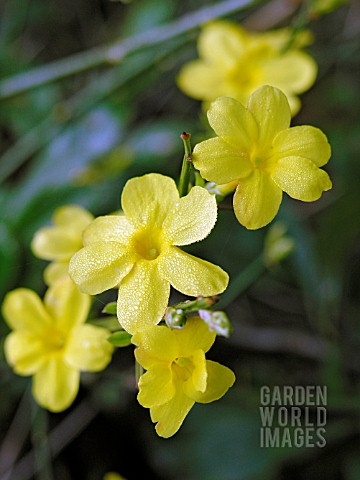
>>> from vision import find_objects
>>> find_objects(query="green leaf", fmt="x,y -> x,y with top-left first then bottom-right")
89,316 -> 120,332
108,331 -> 132,347
102,302 -> 117,315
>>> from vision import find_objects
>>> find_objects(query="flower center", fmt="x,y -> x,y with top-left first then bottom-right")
45,328 -> 66,352
131,227 -> 167,261
172,356 -> 194,382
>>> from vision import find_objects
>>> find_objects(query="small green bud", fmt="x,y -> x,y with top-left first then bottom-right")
108,331 -> 132,347
164,308 -> 187,329
199,310 -> 233,338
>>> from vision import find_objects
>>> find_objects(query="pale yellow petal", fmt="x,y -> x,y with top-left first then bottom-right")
53,205 -> 93,230
193,137 -> 251,184
163,186 -> 217,246
117,260 -> 170,334
4,331 -> 46,375
69,242 -> 134,295
150,381 -> 194,438
198,21 -> 247,67
263,51 -> 317,94
176,316 -> 216,356
65,324 -> 114,371
188,360 -> 235,403
31,227 -> 82,261
247,85 -> 291,150
271,156 -> 332,201
83,215 -> 134,246
32,357 -> 80,412
44,277 -> 90,331
183,349 -> 207,397
2,289 -> 51,333
133,325 -> 179,367
158,247 -> 229,296
121,173 -> 178,228
177,61 -> 225,101
233,170 -> 283,229
271,126 -> 331,167
207,96 -> 258,150
43,262 -> 69,286
137,364 -> 175,408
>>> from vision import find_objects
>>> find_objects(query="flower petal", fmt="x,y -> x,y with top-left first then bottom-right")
176,317 -> 216,356
65,324 -> 114,372
207,96 -> 258,150
271,126 -> 331,167
117,260 -> 170,334
4,331 -> 46,375
183,349 -> 207,397
137,363 -> 175,408
133,325 -> 179,367
163,186 -> 217,246
31,227 -> 82,261
83,215 -> 134,246
44,277 -> 90,331
150,381 -> 194,438
121,173 -> 179,228
53,205 -> 93,230
247,85 -> 291,150
158,247 -> 229,297
188,360 -> 235,403
271,156 -> 332,201
263,51 -> 317,95
233,170 -> 283,229
193,137 -> 252,184
32,356 -> 80,412
69,242 -> 134,295
43,262 -> 69,286
177,61 -> 225,101
2,289 -> 51,333
198,21 -> 247,67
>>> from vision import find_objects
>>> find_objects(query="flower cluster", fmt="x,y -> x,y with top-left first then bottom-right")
2,17 -> 333,438
177,21 -> 317,115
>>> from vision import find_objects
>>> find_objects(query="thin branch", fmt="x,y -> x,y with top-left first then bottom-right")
0,0 -> 260,99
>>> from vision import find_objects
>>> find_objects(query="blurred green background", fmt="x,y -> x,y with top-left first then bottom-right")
0,0 -> 360,479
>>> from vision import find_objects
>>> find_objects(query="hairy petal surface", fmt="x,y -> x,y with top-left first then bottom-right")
69,242 -> 133,295
164,187 -> 217,246
121,173 -> 178,227
193,137 -> 251,184
247,85 -> 291,150
158,247 -> 229,297
83,215 -> 134,246
233,170 -> 283,229
65,325 -> 113,372
271,126 -> 331,167
117,261 -> 170,334
207,96 -> 258,150
32,357 -> 79,412
271,156 -> 332,201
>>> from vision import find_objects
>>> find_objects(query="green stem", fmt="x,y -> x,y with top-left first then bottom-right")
135,360 -> 144,384
178,132 -> 193,197
219,255 -> 266,308
31,403 -> 53,480
0,0 -> 257,99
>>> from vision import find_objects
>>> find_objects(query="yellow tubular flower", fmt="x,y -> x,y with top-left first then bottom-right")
69,174 -> 229,334
2,277 -> 114,412
133,317 -> 235,438
31,205 -> 94,285
177,21 -> 317,115
193,86 -> 332,230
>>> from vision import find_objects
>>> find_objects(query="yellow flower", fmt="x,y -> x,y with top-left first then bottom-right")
133,317 -> 235,438
193,86 -> 332,230
2,277 -> 114,412
31,205 -> 94,285
177,21 -> 317,115
69,173 -> 229,334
